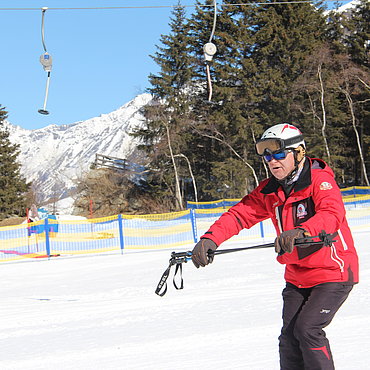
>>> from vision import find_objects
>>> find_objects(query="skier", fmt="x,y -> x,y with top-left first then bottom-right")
192,123 -> 359,370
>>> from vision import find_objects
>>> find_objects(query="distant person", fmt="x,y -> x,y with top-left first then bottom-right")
192,123 -> 359,369
28,204 -> 40,223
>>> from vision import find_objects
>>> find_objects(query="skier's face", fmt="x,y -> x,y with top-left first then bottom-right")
267,150 -> 295,180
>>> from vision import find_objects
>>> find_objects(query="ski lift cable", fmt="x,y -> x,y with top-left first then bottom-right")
0,1 -> 340,11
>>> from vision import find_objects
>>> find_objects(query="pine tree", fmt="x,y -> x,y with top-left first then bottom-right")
0,106 -> 29,220
247,0 -> 327,126
186,0 -> 329,194
184,1 -> 261,198
132,3 -> 195,210
147,3 -> 194,102
344,0 -> 370,68
291,46 -> 355,178
137,0 -> 368,204
345,0 -> 370,184
292,1 -> 370,185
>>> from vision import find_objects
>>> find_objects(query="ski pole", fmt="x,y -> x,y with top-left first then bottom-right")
155,231 -> 337,296
210,231 -> 337,257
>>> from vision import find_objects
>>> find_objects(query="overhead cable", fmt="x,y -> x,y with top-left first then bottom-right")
0,1 -> 342,11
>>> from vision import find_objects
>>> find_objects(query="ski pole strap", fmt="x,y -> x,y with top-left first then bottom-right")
173,263 -> 184,290
155,251 -> 191,296
155,264 -> 171,297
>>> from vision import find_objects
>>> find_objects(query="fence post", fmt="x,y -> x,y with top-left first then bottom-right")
44,218 -> 51,258
190,209 -> 198,243
259,221 -> 265,239
118,214 -> 125,253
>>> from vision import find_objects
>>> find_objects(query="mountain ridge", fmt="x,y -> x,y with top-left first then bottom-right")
6,93 -> 152,206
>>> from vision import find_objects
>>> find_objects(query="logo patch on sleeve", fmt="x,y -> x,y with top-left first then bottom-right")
319,182 -> 333,190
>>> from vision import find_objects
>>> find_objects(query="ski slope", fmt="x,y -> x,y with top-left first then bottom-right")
0,231 -> 368,369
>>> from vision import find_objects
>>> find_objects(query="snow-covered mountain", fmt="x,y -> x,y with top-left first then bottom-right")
324,0 -> 361,15
6,93 -> 152,205
336,0 -> 361,13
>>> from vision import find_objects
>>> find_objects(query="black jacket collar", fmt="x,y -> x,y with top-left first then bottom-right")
261,158 -> 312,195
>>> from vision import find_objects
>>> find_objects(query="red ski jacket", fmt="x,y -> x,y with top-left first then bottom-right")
201,158 -> 359,288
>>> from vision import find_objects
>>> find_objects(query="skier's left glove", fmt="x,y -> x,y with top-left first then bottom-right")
191,238 -> 218,268
275,228 -> 305,254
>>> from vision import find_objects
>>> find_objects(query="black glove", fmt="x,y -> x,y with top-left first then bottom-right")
275,228 -> 305,254
191,238 -> 218,268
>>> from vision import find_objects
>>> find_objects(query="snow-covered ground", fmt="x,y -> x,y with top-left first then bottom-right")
0,230 -> 368,370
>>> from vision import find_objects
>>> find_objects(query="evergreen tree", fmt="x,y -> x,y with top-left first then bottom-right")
137,0 -> 369,207
186,0 -> 329,194
291,46 -> 354,178
132,3 -> 195,210
345,0 -> 370,184
248,0 -> 327,126
326,3 -> 350,55
294,1 -> 370,185
147,3 -> 194,102
344,0 -> 370,68
0,106 -> 29,220
184,1 -> 263,198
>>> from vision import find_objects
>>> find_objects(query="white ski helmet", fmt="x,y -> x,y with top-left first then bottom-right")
255,123 -> 305,156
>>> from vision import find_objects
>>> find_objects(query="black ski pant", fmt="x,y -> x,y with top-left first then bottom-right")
279,282 -> 353,370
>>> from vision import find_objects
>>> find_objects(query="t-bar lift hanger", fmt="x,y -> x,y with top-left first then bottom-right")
203,0 -> 217,102
38,7 -> 52,115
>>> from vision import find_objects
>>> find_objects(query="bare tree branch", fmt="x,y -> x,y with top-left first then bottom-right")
357,77 -> 370,90
164,121 -> 184,210
194,127 -> 259,187
174,153 -> 198,204
339,86 -> 370,186
317,62 -> 332,165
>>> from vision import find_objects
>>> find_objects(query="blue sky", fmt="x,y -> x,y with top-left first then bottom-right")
1,0 -> 351,130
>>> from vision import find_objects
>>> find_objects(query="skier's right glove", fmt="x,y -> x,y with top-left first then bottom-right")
274,228 -> 305,254
191,238 -> 218,268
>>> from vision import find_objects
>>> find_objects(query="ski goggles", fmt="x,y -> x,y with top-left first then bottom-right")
263,149 -> 292,162
255,135 -> 304,156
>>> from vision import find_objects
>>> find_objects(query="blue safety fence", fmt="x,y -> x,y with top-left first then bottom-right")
341,186 -> 370,208
340,186 -> 370,197
0,201 -> 369,263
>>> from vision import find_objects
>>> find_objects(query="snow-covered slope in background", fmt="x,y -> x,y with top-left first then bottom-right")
6,94 -> 152,204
